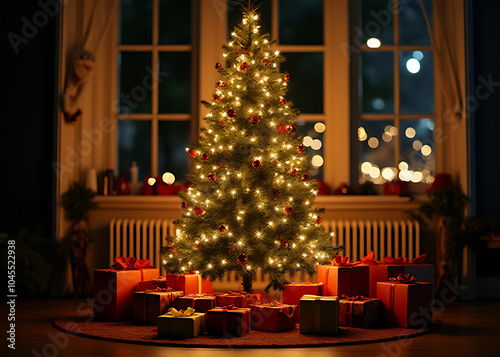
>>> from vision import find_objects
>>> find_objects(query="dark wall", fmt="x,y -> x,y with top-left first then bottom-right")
1,0 -> 57,236
470,0 -> 500,215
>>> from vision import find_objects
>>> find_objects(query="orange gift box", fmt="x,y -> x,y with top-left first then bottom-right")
250,301 -> 297,332
166,273 -> 213,295
376,274 -> 433,328
93,257 -> 159,321
318,256 -> 369,297
283,283 -> 323,322
175,294 -> 216,313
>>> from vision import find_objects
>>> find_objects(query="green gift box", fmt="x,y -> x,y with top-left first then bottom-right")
157,308 -> 206,338
299,295 -> 339,334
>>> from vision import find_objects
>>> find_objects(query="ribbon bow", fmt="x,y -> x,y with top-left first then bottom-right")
148,287 -> 175,292
166,307 -> 195,317
341,294 -> 367,301
219,304 -> 237,310
332,255 -> 353,266
111,256 -> 154,270
353,251 -> 379,266
389,273 -> 416,284
384,253 -> 426,265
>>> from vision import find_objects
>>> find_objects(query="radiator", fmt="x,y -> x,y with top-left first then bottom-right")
109,218 -> 419,291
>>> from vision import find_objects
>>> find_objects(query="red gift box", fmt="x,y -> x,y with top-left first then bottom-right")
339,295 -> 381,328
249,301 -> 297,332
175,294 -> 216,313
146,289 -> 184,325
93,257 -> 159,321
283,283 -> 322,322
383,254 -> 435,292
166,273 -> 213,295
318,256 -> 369,297
377,274 -> 433,328
206,306 -> 251,337
216,291 -> 262,308
135,276 -> 166,292
352,252 -> 402,298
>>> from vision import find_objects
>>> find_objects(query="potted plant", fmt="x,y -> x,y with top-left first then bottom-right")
61,181 -> 97,298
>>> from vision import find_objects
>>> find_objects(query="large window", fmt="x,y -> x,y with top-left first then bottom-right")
116,0 -> 195,183
350,0 -> 436,187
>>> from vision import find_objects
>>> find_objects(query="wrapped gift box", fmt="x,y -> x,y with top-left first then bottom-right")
206,306 -> 251,337
299,295 -> 339,334
93,257 -> 159,321
216,291 -> 262,308
135,276 -> 166,292
145,289 -> 184,325
157,308 -> 206,338
377,274 -> 433,328
166,273 -> 213,295
317,256 -> 369,297
339,296 -> 381,328
361,264 -> 403,298
384,254 -> 435,292
283,283 -> 323,322
250,301 -> 296,332
175,294 -> 216,313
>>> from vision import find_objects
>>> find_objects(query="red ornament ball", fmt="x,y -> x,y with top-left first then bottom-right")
279,239 -> 288,249
287,124 -> 297,134
280,98 -> 286,104
262,58 -> 270,66
188,150 -> 197,158
316,216 -> 323,225
195,243 -> 200,251
215,62 -> 222,69
252,159 -> 262,169
249,114 -> 261,124
240,62 -> 249,71
193,206 -> 204,216
216,81 -> 228,87
237,253 -> 248,265
218,224 -> 228,234
213,94 -> 221,102
219,120 -> 225,127
277,123 -> 287,133
227,108 -> 237,118
229,246 -> 236,254
208,172 -> 216,182
202,153 -> 210,161
301,173 -> 310,182
284,205 -> 293,215
284,72 -> 290,82
297,144 -> 306,153
181,201 -> 188,209
290,168 -> 297,176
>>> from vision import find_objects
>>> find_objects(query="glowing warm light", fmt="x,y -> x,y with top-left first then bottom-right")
406,58 -> 421,73
162,172 -> 176,185
358,127 -> 367,141
367,37 -> 381,48
390,126 -> 398,136
382,132 -> 392,142
311,155 -> 324,167
405,127 -> 416,138
411,171 -> 424,183
311,139 -> 322,150
382,167 -> 396,180
303,136 -> 313,147
147,177 -> 156,186
369,166 -> 381,179
314,122 -> 326,133
361,161 -> 372,174
368,137 -> 379,148
399,169 -> 413,181
399,161 -> 409,171
421,145 -> 432,156
412,140 -> 423,151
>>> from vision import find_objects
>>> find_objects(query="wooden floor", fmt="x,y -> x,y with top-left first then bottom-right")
3,298 -> 500,356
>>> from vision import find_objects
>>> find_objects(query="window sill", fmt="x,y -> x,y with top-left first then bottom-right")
93,194 -> 422,211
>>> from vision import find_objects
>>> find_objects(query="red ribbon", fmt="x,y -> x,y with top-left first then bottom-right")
341,294 -> 367,301
332,255 -> 353,266
147,287 -> 175,292
353,251 -> 379,266
383,253 -> 427,265
111,256 -> 154,270
218,304 -> 237,310
389,273 -> 416,284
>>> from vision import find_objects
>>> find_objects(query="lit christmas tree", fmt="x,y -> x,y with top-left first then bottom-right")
162,2 -> 342,292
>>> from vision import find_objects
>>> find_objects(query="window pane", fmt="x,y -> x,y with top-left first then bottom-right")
281,52 -> 323,114
399,119 -> 435,183
279,0 -> 323,45
117,120 -> 151,182
158,121 -> 191,183
227,0 -> 272,38
359,120 -> 396,184
399,0 -> 432,46
296,120 -> 324,180
158,52 -> 191,113
360,0 -> 394,46
159,0 -> 191,44
119,0 -> 152,44
118,52 -> 152,114
361,52 -> 394,113
399,51 -> 434,114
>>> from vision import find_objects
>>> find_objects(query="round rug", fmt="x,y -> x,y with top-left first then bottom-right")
54,308 -> 440,348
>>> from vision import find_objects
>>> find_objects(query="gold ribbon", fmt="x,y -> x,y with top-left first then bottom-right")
166,307 -> 195,317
